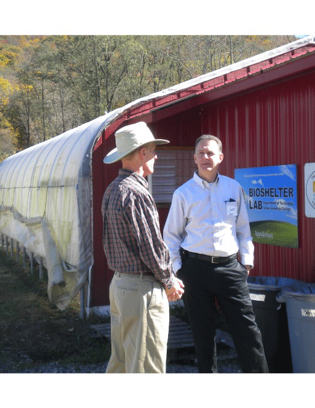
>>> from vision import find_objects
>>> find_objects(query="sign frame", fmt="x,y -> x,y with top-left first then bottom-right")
235,164 -> 298,248
305,163 -> 315,218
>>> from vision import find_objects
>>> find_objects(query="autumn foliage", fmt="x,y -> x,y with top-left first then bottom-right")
0,35 -> 295,161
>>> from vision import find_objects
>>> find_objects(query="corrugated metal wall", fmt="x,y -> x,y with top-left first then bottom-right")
188,70 -> 315,282
155,69 -> 315,283
89,45 -> 315,307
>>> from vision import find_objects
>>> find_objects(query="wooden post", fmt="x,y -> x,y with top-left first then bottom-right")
16,241 -> 20,262
30,252 -> 34,275
39,257 -> 44,281
23,247 -> 26,268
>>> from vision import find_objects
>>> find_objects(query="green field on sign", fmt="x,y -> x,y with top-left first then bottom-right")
250,220 -> 298,248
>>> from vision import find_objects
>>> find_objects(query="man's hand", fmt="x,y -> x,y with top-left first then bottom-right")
245,265 -> 251,275
165,278 -> 185,302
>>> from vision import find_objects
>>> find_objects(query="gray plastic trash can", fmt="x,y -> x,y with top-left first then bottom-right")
277,282 -> 315,373
247,276 -> 301,373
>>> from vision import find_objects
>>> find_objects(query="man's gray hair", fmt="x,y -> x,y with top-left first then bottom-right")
195,135 -> 222,153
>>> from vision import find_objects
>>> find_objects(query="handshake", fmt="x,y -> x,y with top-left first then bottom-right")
165,277 -> 185,302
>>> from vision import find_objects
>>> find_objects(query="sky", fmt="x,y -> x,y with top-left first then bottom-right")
2,1 -> 313,36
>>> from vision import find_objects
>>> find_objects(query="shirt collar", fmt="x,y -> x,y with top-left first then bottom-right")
193,171 -> 220,189
119,168 -> 149,189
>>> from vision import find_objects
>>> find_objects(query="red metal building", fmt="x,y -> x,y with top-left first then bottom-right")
91,36 -> 315,308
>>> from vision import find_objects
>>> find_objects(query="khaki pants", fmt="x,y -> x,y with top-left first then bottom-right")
106,272 -> 169,373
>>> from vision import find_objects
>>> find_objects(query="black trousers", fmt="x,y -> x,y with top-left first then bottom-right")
178,256 -> 269,373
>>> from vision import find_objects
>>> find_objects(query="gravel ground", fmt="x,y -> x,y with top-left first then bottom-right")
6,360 -> 240,374
0,257 -> 242,375
1,320 -> 241,373
1,343 -> 241,373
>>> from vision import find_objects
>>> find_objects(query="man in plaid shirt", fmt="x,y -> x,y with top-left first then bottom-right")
102,122 -> 184,373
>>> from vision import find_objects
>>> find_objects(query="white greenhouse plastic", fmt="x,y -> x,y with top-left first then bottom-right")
0,114 -> 113,310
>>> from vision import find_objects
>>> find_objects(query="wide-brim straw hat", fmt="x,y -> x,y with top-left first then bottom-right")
103,121 -> 169,164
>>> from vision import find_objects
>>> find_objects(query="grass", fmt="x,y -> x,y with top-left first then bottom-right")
0,250 -> 111,373
251,220 -> 298,248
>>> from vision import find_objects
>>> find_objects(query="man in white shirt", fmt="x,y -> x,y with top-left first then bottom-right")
163,135 -> 268,373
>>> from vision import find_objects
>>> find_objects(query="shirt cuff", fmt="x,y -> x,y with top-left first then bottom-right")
240,255 -> 253,269
162,273 -> 175,289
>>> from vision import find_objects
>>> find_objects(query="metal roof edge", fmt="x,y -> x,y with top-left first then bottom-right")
5,36 -> 313,158
166,35 -> 315,93
102,36 -> 315,125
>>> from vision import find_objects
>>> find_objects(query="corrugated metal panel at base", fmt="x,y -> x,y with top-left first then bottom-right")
90,315 -> 237,363
90,315 -> 195,350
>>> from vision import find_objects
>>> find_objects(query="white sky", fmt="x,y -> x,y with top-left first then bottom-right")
1,1 -> 313,36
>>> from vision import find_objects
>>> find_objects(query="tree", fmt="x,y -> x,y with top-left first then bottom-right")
0,76 -> 15,161
0,35 -> 297,153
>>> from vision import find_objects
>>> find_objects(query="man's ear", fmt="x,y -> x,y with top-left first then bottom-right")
139,146 -> 147,158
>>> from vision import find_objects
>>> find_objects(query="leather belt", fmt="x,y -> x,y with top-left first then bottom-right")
186,251 -> 237,264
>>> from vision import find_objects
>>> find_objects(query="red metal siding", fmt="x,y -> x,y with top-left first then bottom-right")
91,46 -> 315,307
195,70 -> 315,282
91,128 -> 123,306
91,135 -> 108,306
152,69 -> 315,283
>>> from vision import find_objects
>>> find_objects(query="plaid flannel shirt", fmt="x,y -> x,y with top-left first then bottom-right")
101,169 -> 174,289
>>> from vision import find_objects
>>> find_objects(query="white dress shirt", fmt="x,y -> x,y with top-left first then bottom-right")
163,171 -> 254,273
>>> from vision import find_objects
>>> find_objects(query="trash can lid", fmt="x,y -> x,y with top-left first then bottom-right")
276,282 -> 315,302
247,276 -> 302,291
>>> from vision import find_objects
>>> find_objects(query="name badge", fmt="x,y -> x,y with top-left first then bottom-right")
226,202 -> 237,216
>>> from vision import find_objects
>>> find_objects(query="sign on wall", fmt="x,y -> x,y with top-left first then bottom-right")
305,163 -> 315,218
235,165 -> 298,248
